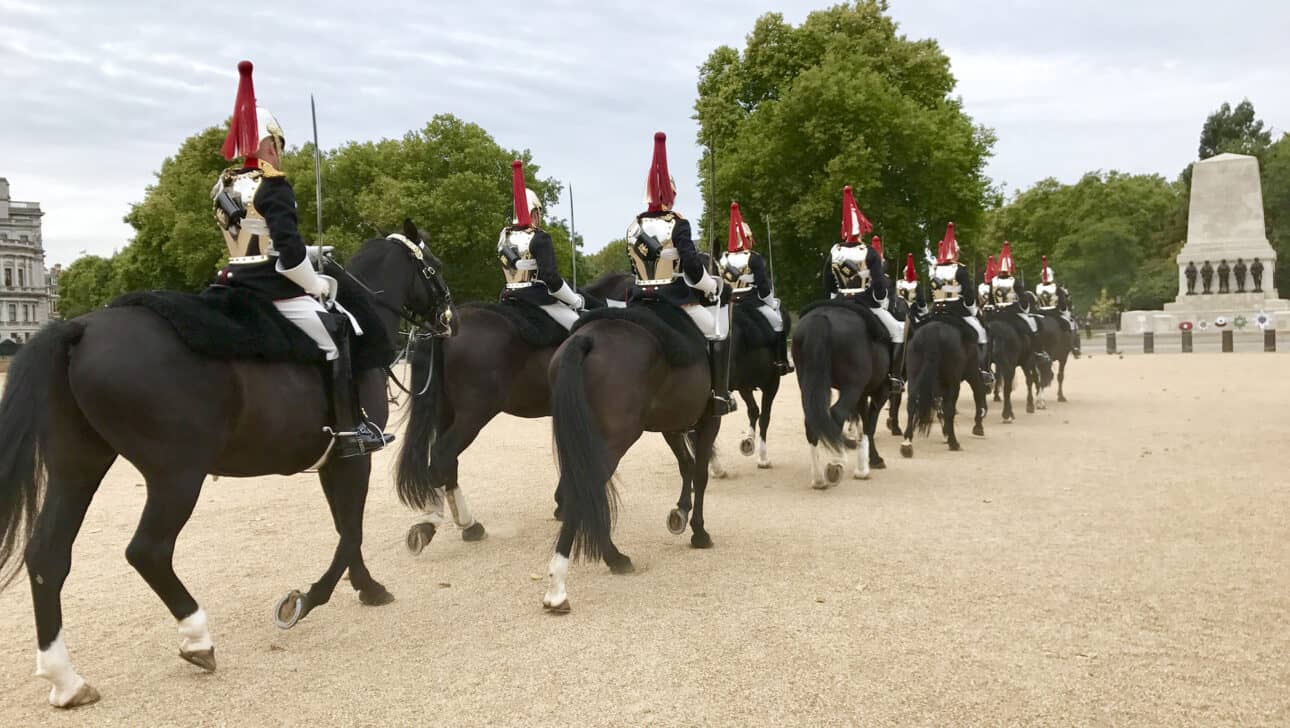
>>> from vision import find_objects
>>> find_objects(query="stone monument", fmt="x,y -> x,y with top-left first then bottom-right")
1120,153 -> 1289,334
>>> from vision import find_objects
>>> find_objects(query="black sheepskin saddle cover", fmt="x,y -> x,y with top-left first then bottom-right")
572,298 -> 706,368
799,298 -> 891,345
928,311 -> 978,344
461,299 -> 568,349
733,300 -> 781,350
111,269 -> 394,373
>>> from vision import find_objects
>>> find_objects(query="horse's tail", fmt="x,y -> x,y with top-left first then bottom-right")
396,337 -> 449,511
0,320 -> 84,589
551,335 -> 617,562
908,326 -> 939,437
797,314 -> 853,451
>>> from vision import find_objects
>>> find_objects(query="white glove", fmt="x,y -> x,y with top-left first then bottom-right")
306,245 -> 335,267
277,257 -> 330,299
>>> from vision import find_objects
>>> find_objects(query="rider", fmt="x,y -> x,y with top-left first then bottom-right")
719,201 -> 793,375
990,241 -> 1048,364
822,186 -> 904,391
498,160 -> 584,329
929,223 -> 994,387
978,255 -> 997,313
1034,256 -> 1081,356
625,132 -> 735,416
211,61 -> 390,458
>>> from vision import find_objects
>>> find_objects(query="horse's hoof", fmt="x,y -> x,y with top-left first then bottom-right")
948,441 -> 962,452
739,437 -> 755,456
757,461 -> 772,470
711,468 -> 729,480
824,463 -> 843,486
667,508 -> 690,535
543,598 -> 571,614
1037,401 -> 1047,411
607,554 -> 635,575
53,682 -> 101,709
553,507 -> 563,522
691,531 -> 714,549
973,424 -> 985,437
358,585 -> 395,607
853,469 -> 870,481
992,394 -> 1001,402
1026,403 -> 1035,414
405,522 -> 436,555
273,590 -> 306,630
461,522 -> 487,542
1058,394 -> 1068,403
180,647 -> 216,672
1003,415 -> 1014,424
871,457 -> 886,470
900,443 -> 913,459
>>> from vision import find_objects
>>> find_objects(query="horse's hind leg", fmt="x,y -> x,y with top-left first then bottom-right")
1002,370 -> 1015,422
689,415 -> 721,549
1057,356 -> 1068,402
756,377 -> 779,469
663,431 -> 695,535
124,468 -> 217,672
967,368 -> 987,438
738,387 -> 759,460
28,446 -> 116,708
943,383 -> 962,451
412,408 -> 493,542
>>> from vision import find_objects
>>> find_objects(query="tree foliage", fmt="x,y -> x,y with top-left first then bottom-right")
1198,100 -> 1272,160
56,255 -> 117,319
694,1 -> 995,308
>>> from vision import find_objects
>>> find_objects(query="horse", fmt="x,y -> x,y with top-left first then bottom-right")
792,302 -> 889,488
0,220 -> 453,709
885,295 -> 911,436
396,272 -> 634,553
899,318 -> 987,457
1035,311 -> 1073,405
707,300 -> 788,475
985,315 -> 1052,421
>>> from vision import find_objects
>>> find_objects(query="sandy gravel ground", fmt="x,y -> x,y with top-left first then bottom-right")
0,353 -> 1287,726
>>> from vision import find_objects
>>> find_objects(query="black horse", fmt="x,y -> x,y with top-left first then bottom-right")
899,318 -> 987,457
986,316 -> 1053,421
708,301 -> 788,476
1036,311 -> 1073,405
0,221 -> 452,709
396,272 -> 634,553
792,303 -> 889,488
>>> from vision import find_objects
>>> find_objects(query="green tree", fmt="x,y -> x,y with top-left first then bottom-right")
583,239 -> 631,281
1262,133 -> 1290,288
56,255 -> 117,318
695,1 -> 995,308
1198,100 -> 1272,160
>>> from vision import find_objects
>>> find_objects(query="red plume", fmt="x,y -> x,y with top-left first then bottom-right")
221,60 -> 260,164
646,132 -> 674,212
985,255 -> 997,283
998,241 -> 1014,275
903,253 -> 917,283
728,201 -> 751,253
1042,255 -> 1050,283
839,186 -> 871,243
937,238 -> 947,264
511,160 -> 532,227
871,235 -> 883,258
942,222 -> 959,263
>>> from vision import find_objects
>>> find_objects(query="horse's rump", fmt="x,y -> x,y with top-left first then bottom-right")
928,312 -> 977,344
733,301 -> 778,349
573,300 -> 706,368
799,298 -> 890,345
460,299 -> 568,350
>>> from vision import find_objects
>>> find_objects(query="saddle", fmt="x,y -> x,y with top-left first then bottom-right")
1040,308 -> 1073,330
733,299 -> 778,350
465,298 -> 569,349
110,264 -> 393,373
927,312 -> 977,344
799,298 -> 891,345
572,298 -> 706,368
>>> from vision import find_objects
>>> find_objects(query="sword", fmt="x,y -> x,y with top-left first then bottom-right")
568,183 -> 577,289
310,94 -> 324,247
765,213 -> 776,293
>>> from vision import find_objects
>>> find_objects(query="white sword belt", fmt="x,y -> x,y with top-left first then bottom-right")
228,253 -> 276,265
505,281 -> 541,290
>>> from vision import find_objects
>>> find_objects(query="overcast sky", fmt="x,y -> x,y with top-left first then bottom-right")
3,0 -> 1288,267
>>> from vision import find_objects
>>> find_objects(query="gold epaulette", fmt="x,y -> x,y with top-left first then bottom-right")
257,159 -> 286,178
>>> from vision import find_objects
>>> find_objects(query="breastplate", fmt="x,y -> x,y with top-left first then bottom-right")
627,214 -> 679,285
931,264 -> 961,301
992,277 -> 1017,305
499,228 -> 538,286
831,245 -> 870,292
896,279 -> 918,305
1036,282 -> 1058,309
213,168 -> 276,263
721,251 -> 755,292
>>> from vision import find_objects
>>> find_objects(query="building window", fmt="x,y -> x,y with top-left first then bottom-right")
22,305 -> 28,322
3,270 -> 10,288
17,269 -> 24,288
7,305 -> 15,324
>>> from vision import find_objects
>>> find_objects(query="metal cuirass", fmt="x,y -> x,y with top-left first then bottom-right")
896,279 -> 918,306
831,244 -> 870,293
626,214 -> 680,285
212,168 -> 276,263
992,276 -> 1017,305
1035,282 -> 1058,309
931,264 -> 961,302
499,227 -> 539,287
721,251 -> 755,293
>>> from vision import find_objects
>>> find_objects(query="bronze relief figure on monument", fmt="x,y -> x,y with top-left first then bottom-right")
1201,260 -> 1214,294
1185,261 -> 1197,294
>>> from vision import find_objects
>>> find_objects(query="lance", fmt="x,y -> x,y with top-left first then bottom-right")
765,213 -> 777,292
310,94 -> 324,244
568,183 -> 577,289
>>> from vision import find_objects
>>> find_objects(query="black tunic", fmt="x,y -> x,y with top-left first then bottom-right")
503,229 -> 568,306
821,244 -> 888,307
221,168 -> 309,301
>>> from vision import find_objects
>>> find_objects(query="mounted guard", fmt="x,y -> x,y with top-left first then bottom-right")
1034,256 -> 1081,355
210,61 -> 390,457
719,201 -> 792,375
625,132 -> 734,416
929,223 -> 994,387
979,255 -> 997,312
497,160 -> 584,329
991,241 -> 1049,365
823,185 -> 904,391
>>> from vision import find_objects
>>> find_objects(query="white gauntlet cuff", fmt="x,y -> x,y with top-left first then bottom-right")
551,281 -> 583,308
277,257 -> 328,298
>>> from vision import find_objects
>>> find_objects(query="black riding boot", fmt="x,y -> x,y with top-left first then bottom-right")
774,330 -> 794,375
1071,326 -> 1082,358
1030,331 -> 1051,366
977,342 -> 995,387
327,321 -> 395,459
708,338 -> 737,417
888,341 -> 905,393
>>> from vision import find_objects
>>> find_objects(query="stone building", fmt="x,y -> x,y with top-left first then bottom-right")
0,178 -> 54,343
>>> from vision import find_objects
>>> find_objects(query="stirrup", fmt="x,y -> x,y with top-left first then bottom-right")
775,361 -> 795,376
888,375 -> 905,393
327,424 -> 396,459
709,393 -> 737,417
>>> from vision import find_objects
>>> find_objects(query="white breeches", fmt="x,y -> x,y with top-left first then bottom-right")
606,298 -> 627,308
539,302 -> 580,330
273,295 -> 362,361
964,315 -> 987,344
874,307 -> 904,343
757,303 -> 784,332
1017,312 -> 1038,333
683,303 -> 728,340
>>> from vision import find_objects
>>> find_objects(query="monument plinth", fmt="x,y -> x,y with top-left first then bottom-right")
1121,153 -> 1289,334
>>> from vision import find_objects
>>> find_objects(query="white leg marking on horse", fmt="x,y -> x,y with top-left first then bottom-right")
423,489 -> 447,526
757,434 -> 770,467
854,434 -> 871,479
542,553 -> 570,609
809,444 -> 824,485
446,489 -> 475,529
709,444 -> 727,478
178,608 -> 213,653
35,631 -> 87,707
